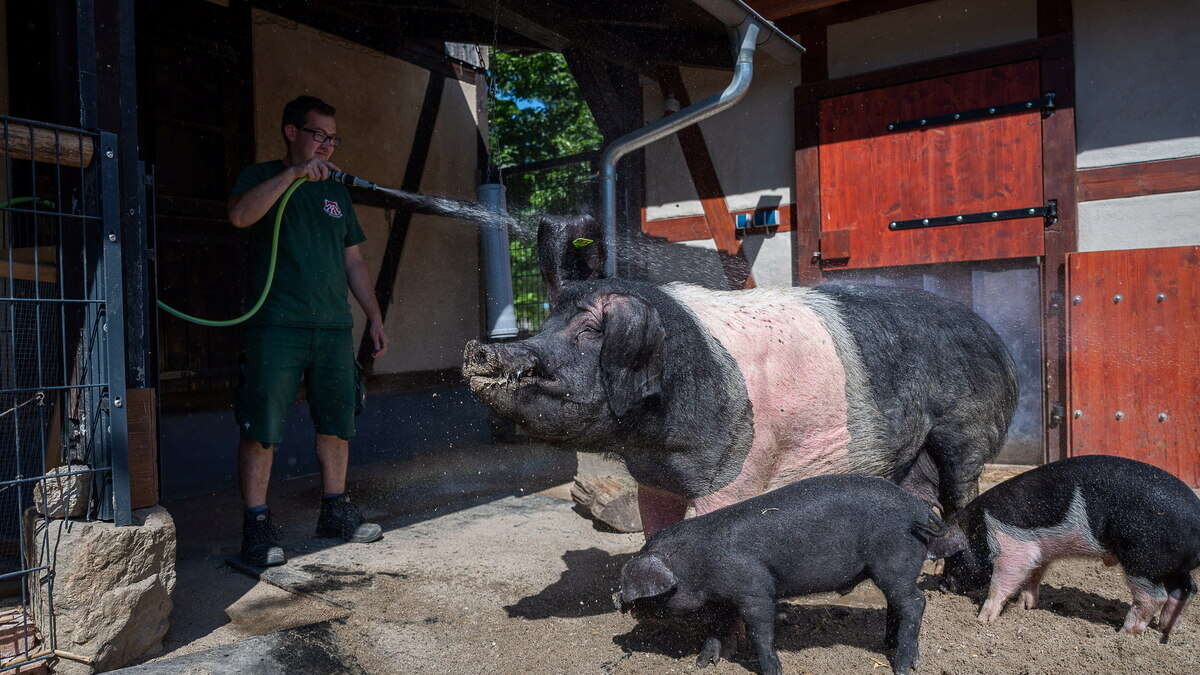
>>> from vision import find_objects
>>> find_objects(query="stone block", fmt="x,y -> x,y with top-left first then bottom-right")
24,506 -> 176,673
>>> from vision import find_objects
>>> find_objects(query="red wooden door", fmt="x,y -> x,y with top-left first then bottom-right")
818,61 -> 1046,268
1066,246 -> 1200,486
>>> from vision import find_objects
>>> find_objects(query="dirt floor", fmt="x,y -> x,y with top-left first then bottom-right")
125,454 -> 1200,674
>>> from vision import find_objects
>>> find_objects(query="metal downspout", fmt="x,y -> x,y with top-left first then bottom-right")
599,21 -> 759,277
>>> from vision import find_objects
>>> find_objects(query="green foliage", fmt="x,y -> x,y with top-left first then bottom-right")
488,51 -> 602,332
487,52 -> 601,167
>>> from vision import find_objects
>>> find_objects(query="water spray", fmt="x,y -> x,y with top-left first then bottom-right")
157,170 -> 525,327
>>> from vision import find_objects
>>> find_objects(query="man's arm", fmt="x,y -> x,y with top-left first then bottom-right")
345,244 -> 388,358
228,158 -> 340,228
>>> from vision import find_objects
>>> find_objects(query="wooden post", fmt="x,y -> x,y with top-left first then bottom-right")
0,122 -> 95,168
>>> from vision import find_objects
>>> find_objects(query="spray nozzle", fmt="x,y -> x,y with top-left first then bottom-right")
328,169 -> 379,191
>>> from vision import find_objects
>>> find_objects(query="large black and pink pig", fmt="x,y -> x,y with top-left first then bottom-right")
928,454 -> 1200,641
462,215 -> 1019,536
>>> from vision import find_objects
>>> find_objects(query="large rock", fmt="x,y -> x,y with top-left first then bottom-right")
25,506 -> 176,673
570,453 -> 642,533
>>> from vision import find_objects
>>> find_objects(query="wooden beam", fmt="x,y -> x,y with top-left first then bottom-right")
357,73 -> 446,369
564,51 -> 632,142
1077,156 -> 1200,202
453,0 -> 571,51
751,0 -> 851,21
643,205 -> 794,242
1037,0 -> 1073,37
656,67 -> 755,290
1040,44 -> 1077,464
777,0 -> 936,33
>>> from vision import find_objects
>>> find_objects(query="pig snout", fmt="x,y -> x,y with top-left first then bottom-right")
462,340 -> 542,391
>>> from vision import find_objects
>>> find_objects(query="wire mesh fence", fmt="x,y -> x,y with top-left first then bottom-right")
0,116 -> 128,671
501,157 -> 596,335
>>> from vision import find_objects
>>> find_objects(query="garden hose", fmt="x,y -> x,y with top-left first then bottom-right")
0,197 -> 56,209
156,177 -> 307,327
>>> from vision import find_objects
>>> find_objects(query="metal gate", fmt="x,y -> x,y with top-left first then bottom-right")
0,116 -> 131,671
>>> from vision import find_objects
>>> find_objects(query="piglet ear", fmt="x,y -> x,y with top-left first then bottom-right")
926,523 -> 969,560
619,553 -> 677,604
599,294 -> 665,418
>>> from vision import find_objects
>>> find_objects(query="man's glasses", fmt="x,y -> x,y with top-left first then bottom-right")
301,127 -> 342,148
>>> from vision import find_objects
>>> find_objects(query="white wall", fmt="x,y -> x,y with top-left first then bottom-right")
1078,191 -> 1200,253
1073,0 -> 1200,251
1074,0 -> 1200,168
826,0 -> 1036,79
252,10 -> 481,373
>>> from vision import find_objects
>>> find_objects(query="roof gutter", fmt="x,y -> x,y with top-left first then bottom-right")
598,1 -> 804,277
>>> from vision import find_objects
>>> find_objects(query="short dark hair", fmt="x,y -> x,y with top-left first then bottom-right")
281,96 -> 336,144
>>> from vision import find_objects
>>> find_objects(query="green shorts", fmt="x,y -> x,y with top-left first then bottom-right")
235,326 -> 357,445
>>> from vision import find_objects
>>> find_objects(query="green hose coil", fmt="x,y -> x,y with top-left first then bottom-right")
156,177 -> 306,327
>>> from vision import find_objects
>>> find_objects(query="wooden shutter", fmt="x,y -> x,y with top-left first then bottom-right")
818,61 -> 1046,268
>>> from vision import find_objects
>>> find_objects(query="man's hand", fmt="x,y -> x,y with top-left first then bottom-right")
291,158 -> 340,182
367,317 -> 388,358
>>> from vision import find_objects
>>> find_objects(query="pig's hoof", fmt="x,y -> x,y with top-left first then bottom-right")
696,638 -> 721,668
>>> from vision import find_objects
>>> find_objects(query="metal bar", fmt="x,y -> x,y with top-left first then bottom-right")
501,151 -> 599,176
0,468 -> 106,489
888,92 -> 1056,132
98,132 -> 131,526
889,201 -> 1058,231
0,298 -> 106,304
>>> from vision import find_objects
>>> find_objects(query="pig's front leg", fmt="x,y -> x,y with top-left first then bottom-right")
696,605 -> 739,668
1120,575 -> 1167,635
1019,565 -> 1048,610
637,485 -> 688,539
737,596 -> 781,675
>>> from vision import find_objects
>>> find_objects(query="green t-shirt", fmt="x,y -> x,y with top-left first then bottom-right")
232,160 -> 367,328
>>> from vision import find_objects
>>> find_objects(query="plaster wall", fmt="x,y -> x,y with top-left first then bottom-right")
1077,190 -> 1200,253
1074,0 -> 1200,168
826,0 -> 1036,79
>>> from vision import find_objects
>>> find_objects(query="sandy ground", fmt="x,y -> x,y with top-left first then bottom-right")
128,457 -> 1200,674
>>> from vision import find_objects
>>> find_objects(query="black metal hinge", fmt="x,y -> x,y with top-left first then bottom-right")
889,200 -> 1057,231
888,92 -> 1056,132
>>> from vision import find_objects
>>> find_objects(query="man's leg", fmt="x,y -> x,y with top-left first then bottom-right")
239,438 -> 275,508
309,329 -> 381,543
315,433 -> 349,495
235,326 -> 305,567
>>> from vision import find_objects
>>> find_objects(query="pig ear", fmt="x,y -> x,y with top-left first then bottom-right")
536,214 -> 606,304
599,294 -> 665,418
926,523 -> 969,560
620,553 -> 677,603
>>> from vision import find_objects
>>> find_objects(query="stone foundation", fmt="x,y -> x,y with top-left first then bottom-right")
24,506 -> 176,673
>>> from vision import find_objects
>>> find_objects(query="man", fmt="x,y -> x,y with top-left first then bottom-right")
227,95 -> 388,567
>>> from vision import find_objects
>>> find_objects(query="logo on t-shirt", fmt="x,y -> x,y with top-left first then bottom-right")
323,199 -> 344,218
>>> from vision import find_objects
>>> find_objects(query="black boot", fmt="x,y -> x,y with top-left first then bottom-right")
316,494 -> 382,543
242,508 -> 285,567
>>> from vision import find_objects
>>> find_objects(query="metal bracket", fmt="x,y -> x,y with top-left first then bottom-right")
889,200 -> 1057,231
888,92 -> 1056,132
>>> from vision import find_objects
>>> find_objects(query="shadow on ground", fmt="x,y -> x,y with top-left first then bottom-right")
504,547 -> 634,619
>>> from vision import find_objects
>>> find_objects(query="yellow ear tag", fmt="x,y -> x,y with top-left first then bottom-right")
572,237 -> 594,248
